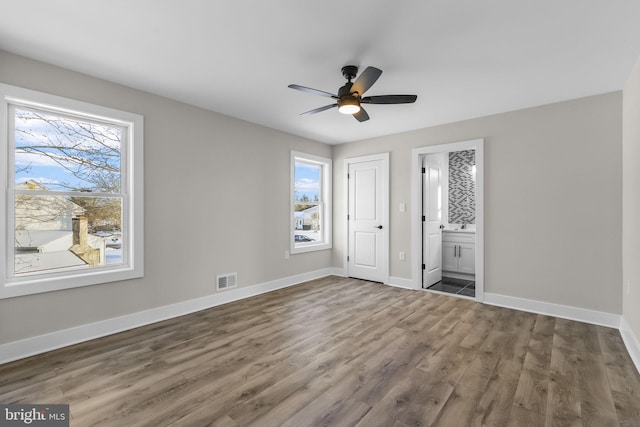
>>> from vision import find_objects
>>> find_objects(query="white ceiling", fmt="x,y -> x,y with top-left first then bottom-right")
2,1 -> 640,145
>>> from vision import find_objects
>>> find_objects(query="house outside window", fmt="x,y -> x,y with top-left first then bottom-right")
291,151 -> 332,253
0,84 -> 144,299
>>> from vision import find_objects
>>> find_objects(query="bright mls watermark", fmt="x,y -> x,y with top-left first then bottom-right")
1,404 -> 69,426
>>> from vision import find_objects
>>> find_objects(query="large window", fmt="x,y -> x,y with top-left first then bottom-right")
291,151 -> 332,253
0,84 -> 144,298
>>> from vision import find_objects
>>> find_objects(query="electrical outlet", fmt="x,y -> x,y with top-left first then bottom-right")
399,251 -> 406,261
399,202 -> 406,212
285,250 -> 290,260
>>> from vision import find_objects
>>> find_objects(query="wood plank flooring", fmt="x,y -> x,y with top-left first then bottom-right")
1,276 -> 640,426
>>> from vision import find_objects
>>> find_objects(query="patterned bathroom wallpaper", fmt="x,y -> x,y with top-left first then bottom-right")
448,150 -> 476,224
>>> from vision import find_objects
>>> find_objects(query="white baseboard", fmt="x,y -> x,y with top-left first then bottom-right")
621,317 -> 640,375
483,292 -> 621,328
388,276 -> 415,290
0,268 -> 337,365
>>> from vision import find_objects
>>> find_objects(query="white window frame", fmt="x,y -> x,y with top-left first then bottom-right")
290,151 -> 332,254
0,84 -> 144,299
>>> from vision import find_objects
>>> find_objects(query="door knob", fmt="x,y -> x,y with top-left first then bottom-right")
375,225 -> 383,229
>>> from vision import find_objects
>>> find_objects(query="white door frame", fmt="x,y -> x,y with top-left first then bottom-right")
344,152 -> 390,283
411,139 -> 484,301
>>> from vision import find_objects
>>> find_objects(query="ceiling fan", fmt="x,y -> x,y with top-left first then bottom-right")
288,65 -> 417,122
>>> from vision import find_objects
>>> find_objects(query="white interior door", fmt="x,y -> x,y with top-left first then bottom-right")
423,155 -> 443,287
347,155 -> 388,283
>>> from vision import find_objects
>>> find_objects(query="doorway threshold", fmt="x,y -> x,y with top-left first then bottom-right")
426,277 -> 475,298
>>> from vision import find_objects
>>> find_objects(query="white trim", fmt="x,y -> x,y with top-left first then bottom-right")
621,317 -> 640,374
484,292 -> 620,328
344,152 -> 390,284
411,139 -> 484,303
388,276 -> 414,290
0,268 -> 336,365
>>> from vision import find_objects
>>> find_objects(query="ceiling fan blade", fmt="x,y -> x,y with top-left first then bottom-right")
361,95 -> 418,104
288,84 -> 338,99
351,67 -> 382,96
353,107 -> 370,122
301,104 -> 338,115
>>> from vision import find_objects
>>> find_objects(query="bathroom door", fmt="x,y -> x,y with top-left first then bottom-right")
423,155 -> 443,287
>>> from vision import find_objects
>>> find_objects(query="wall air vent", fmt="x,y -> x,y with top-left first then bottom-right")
216,272 -> 238,291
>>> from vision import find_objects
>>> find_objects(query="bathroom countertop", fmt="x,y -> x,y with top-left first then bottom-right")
443,228 -> 476,234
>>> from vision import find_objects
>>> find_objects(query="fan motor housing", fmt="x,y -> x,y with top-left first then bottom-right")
338,82 -> 355,98
341,65 -> 358,81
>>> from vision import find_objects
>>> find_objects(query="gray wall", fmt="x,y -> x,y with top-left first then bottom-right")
623,55 -> 640,338
0,50 -> 332,344
333,92 -> 622,314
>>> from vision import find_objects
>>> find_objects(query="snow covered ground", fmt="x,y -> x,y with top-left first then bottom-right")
106,247 -> 122,264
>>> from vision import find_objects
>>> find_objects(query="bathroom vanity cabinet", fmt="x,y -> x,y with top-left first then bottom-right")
442,231 -> 475,275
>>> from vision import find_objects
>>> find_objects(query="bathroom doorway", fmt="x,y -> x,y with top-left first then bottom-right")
423,149 -> 477,297
411,139 -> 484,302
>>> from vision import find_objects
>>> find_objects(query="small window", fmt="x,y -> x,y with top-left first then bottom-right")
291,151 -> 332,253
0,84 -> 144,299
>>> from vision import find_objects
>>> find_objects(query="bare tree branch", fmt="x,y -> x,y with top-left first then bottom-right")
15,109 -> 121,192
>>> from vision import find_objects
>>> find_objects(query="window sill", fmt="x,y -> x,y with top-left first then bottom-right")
290,242 -> 332,255
0,265 -> 143,299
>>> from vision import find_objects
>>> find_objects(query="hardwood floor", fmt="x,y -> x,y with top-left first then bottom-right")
1,276 -> 640,426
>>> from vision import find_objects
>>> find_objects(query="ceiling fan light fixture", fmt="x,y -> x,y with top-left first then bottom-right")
338,98 -> 360,115
288,65 -> 417,122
